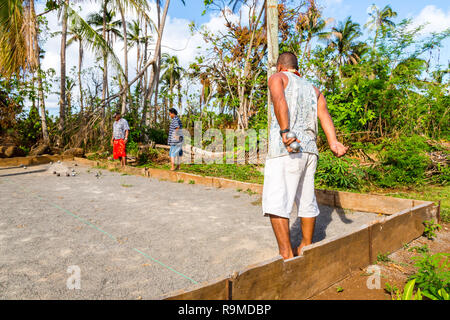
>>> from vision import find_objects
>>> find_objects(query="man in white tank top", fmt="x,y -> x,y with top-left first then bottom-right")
263,52 -> 348,260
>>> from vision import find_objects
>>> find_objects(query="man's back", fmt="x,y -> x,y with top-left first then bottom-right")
268,71 -> 319,159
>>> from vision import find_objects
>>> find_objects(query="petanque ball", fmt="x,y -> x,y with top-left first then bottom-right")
290,141 -> 301,152
286,132 -> 297,140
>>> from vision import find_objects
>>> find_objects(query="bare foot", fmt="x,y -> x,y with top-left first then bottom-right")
295,244 -> 307,256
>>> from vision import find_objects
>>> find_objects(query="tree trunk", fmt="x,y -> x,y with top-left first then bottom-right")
59,0 -> 68,141
31,0 -> 49,144
267,0 -> 279,137
101,0 -> 108,118
119,1 -> 128,115
78,39 -> 84,116
177,81 -> 182,112
142,21 -> 149,125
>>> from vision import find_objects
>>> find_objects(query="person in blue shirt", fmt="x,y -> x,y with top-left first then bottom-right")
168,108 -> 183,171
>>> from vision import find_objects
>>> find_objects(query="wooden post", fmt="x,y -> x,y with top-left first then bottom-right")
266,0 -> 279,145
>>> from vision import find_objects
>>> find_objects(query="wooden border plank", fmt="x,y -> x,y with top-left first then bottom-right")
334,191 -> 414,215
370,203 -> 436,260
160,276 -> 231,300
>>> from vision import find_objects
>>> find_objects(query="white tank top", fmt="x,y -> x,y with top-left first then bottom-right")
267,71 -> 319,159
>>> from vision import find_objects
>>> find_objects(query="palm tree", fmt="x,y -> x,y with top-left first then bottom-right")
127,19 -> 150,74
328,17 -> 366,75
160,54 -> 183,113
114,0 -> 150,115
365,4 -> 397,50
296,1 -> 332,61
0,0 -> 38,77
66,24 -> 85,115
0,0 -> 50,143
59,0 -> 69,138
87,6 -> 122,113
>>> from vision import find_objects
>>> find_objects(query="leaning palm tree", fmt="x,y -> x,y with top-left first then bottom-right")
67,5 -> 125,87
160,53 -> 183,113
328,17 -> 366,76
365,4 -> 397,50
114,0 -> 150,115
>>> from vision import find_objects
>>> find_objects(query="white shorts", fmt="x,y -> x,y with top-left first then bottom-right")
262,153 -> 319,219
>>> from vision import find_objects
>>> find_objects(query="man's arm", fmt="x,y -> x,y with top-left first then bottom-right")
268,73 -> 298,151
314,87 -> 348,157
123,119 -> 130,143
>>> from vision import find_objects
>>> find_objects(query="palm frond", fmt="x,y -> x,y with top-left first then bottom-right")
67,5 -> 125,78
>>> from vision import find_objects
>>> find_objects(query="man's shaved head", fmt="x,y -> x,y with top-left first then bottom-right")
277,52 -> 298,70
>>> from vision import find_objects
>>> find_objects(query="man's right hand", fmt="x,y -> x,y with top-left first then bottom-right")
330,141 -> 349,158
281,133 -> 300,153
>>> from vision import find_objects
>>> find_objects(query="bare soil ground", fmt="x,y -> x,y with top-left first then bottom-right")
310,223 -> 450,300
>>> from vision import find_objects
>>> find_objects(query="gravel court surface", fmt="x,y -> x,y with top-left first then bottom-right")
0,162 -> 380,299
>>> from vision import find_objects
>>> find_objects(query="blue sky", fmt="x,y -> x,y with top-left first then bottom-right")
170,0 -> 450,31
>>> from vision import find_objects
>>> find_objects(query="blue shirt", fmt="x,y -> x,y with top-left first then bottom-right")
168,116 -> 183,146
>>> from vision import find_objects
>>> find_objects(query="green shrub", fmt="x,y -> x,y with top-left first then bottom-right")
408,253 -> 450,300
373,135 -> 433,187
145,127 -> 168,145
423,219 -> 442,240
315,151 -> 364,189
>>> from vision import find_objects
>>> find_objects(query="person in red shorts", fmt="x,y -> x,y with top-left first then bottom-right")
111,112 -> 130,168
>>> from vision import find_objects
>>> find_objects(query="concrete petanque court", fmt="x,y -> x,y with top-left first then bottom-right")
0,161 -> 381,299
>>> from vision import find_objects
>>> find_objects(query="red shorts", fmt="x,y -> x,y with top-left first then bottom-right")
113,139 -> 126,159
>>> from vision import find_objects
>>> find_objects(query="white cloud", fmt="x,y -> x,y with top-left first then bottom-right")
34,0 -> 238,114
411,5 -> 450,34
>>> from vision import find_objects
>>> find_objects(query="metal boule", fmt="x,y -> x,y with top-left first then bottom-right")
290,141 -> 301,152
286,132 -> 297,140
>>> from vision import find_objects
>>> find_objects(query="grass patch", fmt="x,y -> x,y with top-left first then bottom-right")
121,184 -> 133,188
137,163 -> 264,184
383,185 -> 450,223
93,164 -> 107,170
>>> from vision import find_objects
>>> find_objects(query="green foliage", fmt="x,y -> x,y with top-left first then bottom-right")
408,253 -> 450,299
145,127 -> 168,145
408,244 -> 430,254
422,219 -> 442,240
433,163 -> 450,186
376,252 -> 392,264
15,107 -> 43,147
316,151 -> 364,189
384,282 -> 399,298
137,148 -> 161,165
388,279 -> 423,300
365,135 -> 434,188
